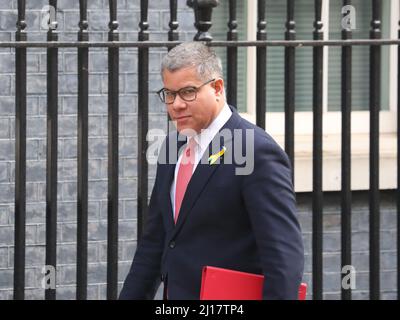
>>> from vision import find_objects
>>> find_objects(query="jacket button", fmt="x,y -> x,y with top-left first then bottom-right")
169,241 -> 176,249
161,274 -> 164,281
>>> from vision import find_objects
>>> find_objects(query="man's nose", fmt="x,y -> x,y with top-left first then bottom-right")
171,94 -> 187,110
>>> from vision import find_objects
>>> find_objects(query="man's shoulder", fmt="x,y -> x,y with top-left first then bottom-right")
234,114 -> 278,147
233,113 -> 290,163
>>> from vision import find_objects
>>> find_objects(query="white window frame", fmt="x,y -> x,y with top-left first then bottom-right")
241,0 -> 397,192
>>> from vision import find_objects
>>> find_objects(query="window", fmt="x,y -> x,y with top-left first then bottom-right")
210,0 -> 397,191
262,0 -> 391,112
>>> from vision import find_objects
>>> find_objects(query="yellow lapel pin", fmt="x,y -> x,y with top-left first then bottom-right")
208,146 -> 226,165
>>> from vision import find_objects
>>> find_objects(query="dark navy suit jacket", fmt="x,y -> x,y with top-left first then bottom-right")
119,106 -> 304,300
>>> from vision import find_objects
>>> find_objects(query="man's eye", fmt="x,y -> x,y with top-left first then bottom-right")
164,91 -> 175,97
180,88 -> 196,95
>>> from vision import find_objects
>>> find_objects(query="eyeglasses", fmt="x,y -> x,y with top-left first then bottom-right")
157,79 -> 215,104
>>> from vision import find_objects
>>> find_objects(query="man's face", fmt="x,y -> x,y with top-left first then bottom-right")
162,67 -> 222,135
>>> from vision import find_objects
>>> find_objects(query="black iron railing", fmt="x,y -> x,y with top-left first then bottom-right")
2,0 -> 398,300
341,0 -> 352,301
76,0 -> 89,301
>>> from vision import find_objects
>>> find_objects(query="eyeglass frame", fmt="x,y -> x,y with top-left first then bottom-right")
156,78 -> 216,104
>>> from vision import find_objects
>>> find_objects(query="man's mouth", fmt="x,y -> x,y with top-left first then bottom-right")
175,115 -> 191,120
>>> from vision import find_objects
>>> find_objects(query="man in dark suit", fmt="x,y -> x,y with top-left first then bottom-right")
119,42 -> 304,300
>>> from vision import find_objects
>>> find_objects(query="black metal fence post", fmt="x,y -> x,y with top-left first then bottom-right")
256,0 -> 267,129
312,0 -> 324,301
166,1 -> 178,152
284,0 -> 296,181
227,0 -> 238,108
107,0 -> 119,300
168,0 -> 179,44
14,0 -> 27,300
369,0 -> 382,300
341,0 -> 353,301
137,0 -> 149,243
187,0 -> 219,41
45,0 -> 58,301
77,0 -> 89,300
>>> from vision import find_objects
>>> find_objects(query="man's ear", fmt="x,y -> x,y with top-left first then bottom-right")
213,78 -> 224,97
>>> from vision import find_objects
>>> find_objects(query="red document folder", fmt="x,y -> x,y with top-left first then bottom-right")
200,266 -> 307,300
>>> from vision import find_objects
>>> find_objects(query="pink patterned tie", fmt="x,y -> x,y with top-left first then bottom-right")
174,138 -> 196,223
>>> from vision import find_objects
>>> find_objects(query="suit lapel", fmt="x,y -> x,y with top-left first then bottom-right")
171,108 -> 241,237
158,163 -> 175,228
158,135 -> 186,228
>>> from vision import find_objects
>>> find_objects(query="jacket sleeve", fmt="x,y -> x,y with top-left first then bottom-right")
241,134 -> 304,300
119,168 -> 165,300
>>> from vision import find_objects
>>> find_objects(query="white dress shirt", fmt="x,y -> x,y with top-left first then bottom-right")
170,103 -> 232,216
